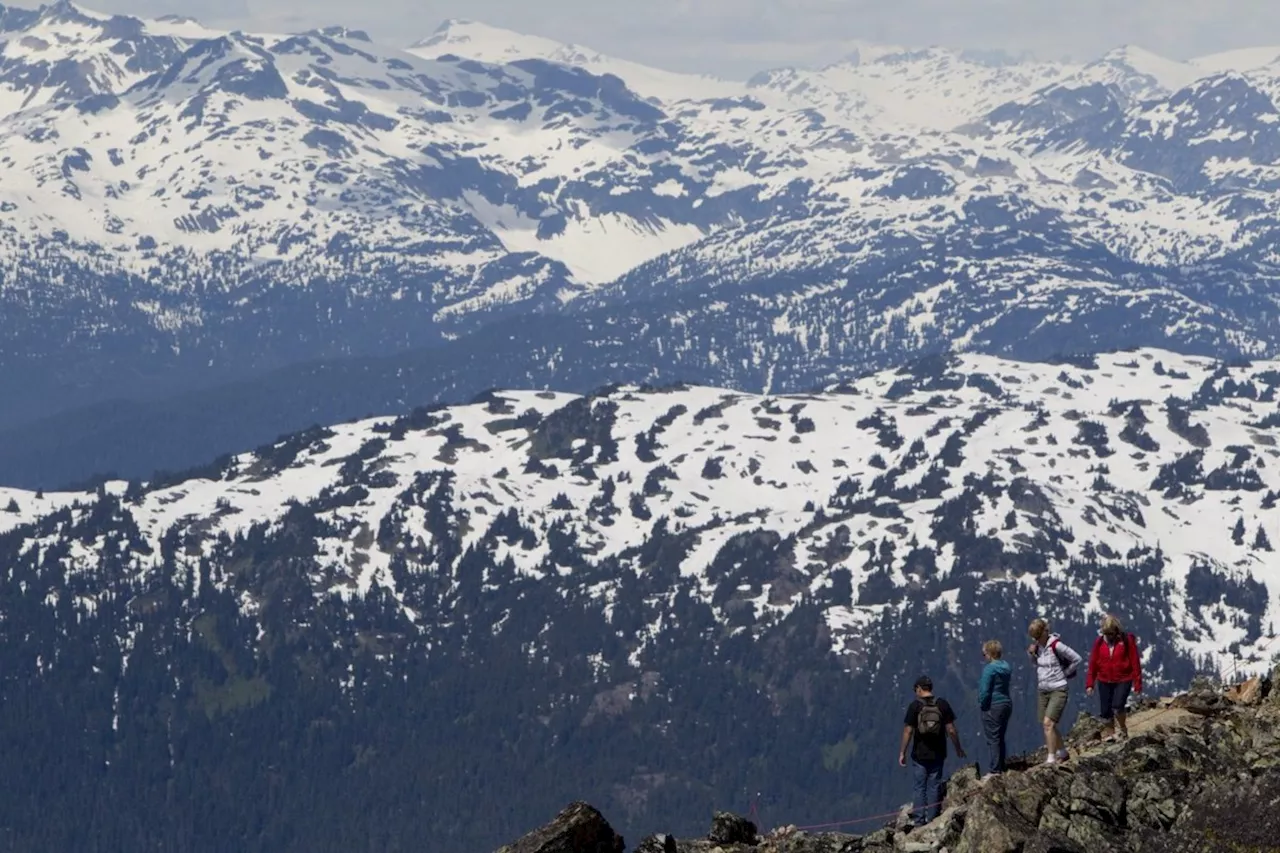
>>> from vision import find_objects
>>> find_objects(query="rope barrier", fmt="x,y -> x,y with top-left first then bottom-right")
772,632 -> 1278,836
746,792 -> 763,833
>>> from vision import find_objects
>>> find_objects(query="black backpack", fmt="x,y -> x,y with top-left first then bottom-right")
917,697 -> 944,736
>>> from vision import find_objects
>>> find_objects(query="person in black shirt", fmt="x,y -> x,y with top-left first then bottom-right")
898,675 -> 966,827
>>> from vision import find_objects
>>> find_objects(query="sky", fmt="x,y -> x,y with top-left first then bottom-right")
89,0 -> 1280,77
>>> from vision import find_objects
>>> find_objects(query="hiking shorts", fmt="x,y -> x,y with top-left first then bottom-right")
1038,689 -> 1068,723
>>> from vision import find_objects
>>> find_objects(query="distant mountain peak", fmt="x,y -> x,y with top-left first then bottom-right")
407,16 -> 736,100
35,0 -> 110,23
1190,45 -> 1280,75
410,18 -> 579,56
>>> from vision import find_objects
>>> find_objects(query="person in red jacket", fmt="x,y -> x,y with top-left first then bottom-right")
1085,613 -> 1143,741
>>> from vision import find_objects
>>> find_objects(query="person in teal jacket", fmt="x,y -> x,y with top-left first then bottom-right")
978,639 -> 1013,775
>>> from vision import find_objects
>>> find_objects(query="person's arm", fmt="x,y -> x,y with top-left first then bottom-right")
978,665 -> 993,710
1086,638 -> 1100,693
945,722 -> 966,758
899,725 -> 913,766
1059,641 -> 1083,677
1130,634 -> 1143,693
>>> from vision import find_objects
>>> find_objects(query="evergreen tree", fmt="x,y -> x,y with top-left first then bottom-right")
1232,516 -> 1247,545
1253,525 -> 1273,552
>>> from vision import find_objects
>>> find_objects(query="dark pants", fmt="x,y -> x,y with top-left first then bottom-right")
911,758 -> 945,824
982,701 -> 1012,774
1097,680 -> 1132,721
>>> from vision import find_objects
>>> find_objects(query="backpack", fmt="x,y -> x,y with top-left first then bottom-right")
1049,637 -> 1079,679
916,697 -> 944,736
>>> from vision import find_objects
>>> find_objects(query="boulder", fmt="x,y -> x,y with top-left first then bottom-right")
634,835 -> 678,853
493,802 -> 625,853
1224,675 -> 1264,706
709,811 -> 759,845
1170,688 -> 1229,716
1064,710 -> 1106,744
941,762 -> 981,807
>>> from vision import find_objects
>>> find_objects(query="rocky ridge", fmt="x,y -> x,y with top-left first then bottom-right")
501,671 -> 1280,853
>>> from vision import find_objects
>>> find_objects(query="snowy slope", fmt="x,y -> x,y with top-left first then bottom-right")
7,349 -> 1278,676
746,45 -> 1074,131
0,3 -> 876,418
1190,47 -> 1280,75
407,19 -> 740,102
4,2 -> 1280,436
0,0 -> 196,116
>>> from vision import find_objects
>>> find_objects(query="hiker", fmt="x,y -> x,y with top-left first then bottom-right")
1027,618 -> 1082,764
899,675 -> 966,827
1085,613 -> 1142,741
978,639 -> 1012,775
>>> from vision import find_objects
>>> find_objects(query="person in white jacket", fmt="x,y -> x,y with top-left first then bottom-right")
1027,618 -> 1082,764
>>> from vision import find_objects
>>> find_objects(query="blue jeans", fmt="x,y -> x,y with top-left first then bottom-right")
982,702 -> 1012,774
911,758 -> 945,824
1097,680 -> 1132,720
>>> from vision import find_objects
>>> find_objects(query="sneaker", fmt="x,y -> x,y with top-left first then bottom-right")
1044,754 -> 1058,765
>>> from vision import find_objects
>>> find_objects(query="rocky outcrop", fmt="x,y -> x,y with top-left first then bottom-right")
494,802 -> 626,853
498,672 -> 1280,853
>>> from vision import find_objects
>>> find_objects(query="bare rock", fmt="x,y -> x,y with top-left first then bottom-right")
493,801 -> 625,853
634,834 -> 678,853
1064,709 -> 1106,744
1224,675 -> 1265,706
1170,689 -> 1229,716
709,811 -> 759,845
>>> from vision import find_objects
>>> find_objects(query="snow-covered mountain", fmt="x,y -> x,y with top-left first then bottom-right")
4,2 -> 1280,445
746,44 -> 1072,131
3,348 -> 1277,851
407,18 -> 739,102
0,4 -> 866,424
0,1 -> 212,114
6,348 -> 1277,671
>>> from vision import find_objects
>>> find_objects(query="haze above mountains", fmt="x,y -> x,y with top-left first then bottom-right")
3,1 -> 1280,488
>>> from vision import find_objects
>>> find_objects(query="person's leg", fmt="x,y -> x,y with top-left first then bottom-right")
995,702 -> 1012,772
1037,691 -> 1056,758
1114,681 -> 1132,738
1098,682 -> 1117,739
926,760 -> 944,821
982,707 -> 1000,775
911,758 -> 927,825
1049,690 -> 1068,758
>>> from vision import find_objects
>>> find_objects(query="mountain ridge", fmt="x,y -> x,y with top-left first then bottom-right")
1,346 -> 1277,852
4,347 -> 1277,668
3,1 -> 1280,473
